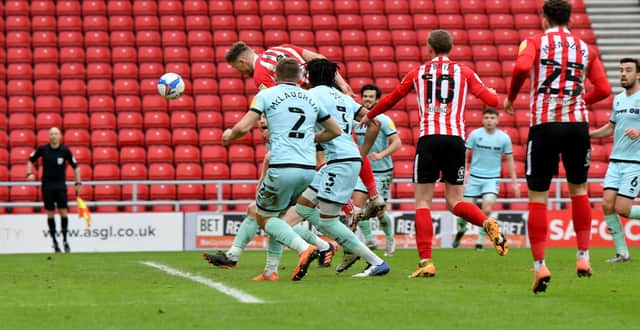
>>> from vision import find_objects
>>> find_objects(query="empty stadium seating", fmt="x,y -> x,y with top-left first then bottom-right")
0,0 -> 607,212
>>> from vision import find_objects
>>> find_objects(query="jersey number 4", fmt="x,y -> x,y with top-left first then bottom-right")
288,107 -> 306,139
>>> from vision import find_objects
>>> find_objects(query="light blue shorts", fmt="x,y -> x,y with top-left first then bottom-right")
310,160 -> 362,205
354,170 -> 393,201
603,161 -> 640,199
256,166 -> 316,217
463,175 -> 500,198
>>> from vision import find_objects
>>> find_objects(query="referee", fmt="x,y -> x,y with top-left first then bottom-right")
27,127 -> 81,253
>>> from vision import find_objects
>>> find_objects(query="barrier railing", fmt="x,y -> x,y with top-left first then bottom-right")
0,178 -> 604,212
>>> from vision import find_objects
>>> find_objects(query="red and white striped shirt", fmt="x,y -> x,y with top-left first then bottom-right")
367,56 -> 498,139
507,27 -> 610,126
253,44 -> 307,90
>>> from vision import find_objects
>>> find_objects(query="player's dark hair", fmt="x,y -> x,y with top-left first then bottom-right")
225,41 -> 251,63
306,58 -> 339,88
275,58 -> 301,82
361,84 -> 382,99
620,58 -> 640,73
543,0 -> 572,27
483,108 -> 499,116
428,30 -> 453,55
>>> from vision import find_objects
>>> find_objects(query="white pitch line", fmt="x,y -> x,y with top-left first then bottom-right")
140,261 -> 264,304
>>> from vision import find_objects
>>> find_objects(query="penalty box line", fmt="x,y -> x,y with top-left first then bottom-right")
140,261 -> 265,304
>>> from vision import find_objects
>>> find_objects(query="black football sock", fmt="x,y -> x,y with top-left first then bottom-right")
61,216 -> 69,243
47,216 -> 58,245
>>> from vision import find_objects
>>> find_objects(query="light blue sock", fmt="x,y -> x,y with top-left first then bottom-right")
629,205 -> 640,219
264,217 -> 308,253
264,235 -> 283,275
605,213 -> 629,255
227,216 -> 259,260
476,226 -> 487,246
358,219 -> 375,242
456,218 -> 467,233
295,204 -> 320,227
316,217 -> 383,266
378,212 -> 394,240
293,223 -> 330,251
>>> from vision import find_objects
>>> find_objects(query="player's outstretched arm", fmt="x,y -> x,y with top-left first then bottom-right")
505,40 -> 536,114
372,133 -> 401,161
589,122 -> 615,138
222,111 -> 260,145
585,48 -> 611,105
467,68 -> 499,107
315,117 -> 342,143
355,107 -> 380,157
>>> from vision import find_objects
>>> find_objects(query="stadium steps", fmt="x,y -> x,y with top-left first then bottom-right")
585,0 -> 640,94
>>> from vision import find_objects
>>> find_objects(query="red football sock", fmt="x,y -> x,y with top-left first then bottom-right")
415,208 -> 433,259
360,157 -> 378,198
528,202 -> 548,261
452,201 -> 486,226
571,195 -> 592,251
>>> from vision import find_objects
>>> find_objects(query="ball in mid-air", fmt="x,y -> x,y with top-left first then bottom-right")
157,72 -> 185,100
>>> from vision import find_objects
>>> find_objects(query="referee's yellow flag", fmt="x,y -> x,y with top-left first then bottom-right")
77,197 -> 91,228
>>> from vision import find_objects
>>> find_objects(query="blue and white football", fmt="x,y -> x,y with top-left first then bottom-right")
157,72 -> 185,100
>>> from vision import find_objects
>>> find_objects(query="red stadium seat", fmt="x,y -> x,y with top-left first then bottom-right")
9,147 -> 33,165
115,96 -> 141,113
196,112 -> 223,129
514,14 -> 541,29
230,162 -> 257,179
90,112 -> 116,130
149,163 -> 175,179
59,47 -> 84,64
171,111 -> 197,129
203,162 -> 229,180
113,79 -> 139,95
228,145 -> 255,163
263,29 -> 288,45
135,15 -> 159,31
201,145 -> 227,163
94,184 -> 122,200
63,113 -> 90,130
176,163 -> 202,180
236,15 -> 261,30
121,163 -> 148,180
86,79 -> 112,96
143,112 -> 170,129
145,128 -> 171,146
122,184 -> 149,202
261,15 -> 286,30
93,164 -> 120,180
366,30 -> 392,45
7,80 -> 32,97
91,130 -> 117,148
86,63 -> 113,79
341,30 -> 366,45
84,31 -> 109,47
511,0 -> 538,13
186,15 -> 210,31
393,161 -> 414,178
6,31 -> 30,47
149,184 -> 176,203
117,112 -> 143,129
485,0 -> 510,13
195,95 -> 221,112
174,145 -> 201,164
498,45 -> 519,61
136,31 -> 161,47
198,128 -> 223,145
31,1 -> 56,16
172,128 -> 198,146
118,146 -> 145,165
147,145 -> 173,164
439,14 -> 464,29
7,48 -> 33,64
7,64 -> 33,80
36,113 -> 62,130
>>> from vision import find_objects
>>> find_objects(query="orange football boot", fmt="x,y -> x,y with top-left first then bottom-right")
252,271 -> 279,281
576,258 -> 593,277
483,218 -> 509,256
410,260 -> 436,278
291,246 -> 319,281
532,265 -> 551,294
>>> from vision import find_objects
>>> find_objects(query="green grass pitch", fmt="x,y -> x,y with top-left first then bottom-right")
1,248 -> 639,330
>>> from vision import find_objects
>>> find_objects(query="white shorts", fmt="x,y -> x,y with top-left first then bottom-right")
603,161 -> 640,199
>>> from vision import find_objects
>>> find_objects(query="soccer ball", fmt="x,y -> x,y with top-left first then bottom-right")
157,72 -> 185,100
